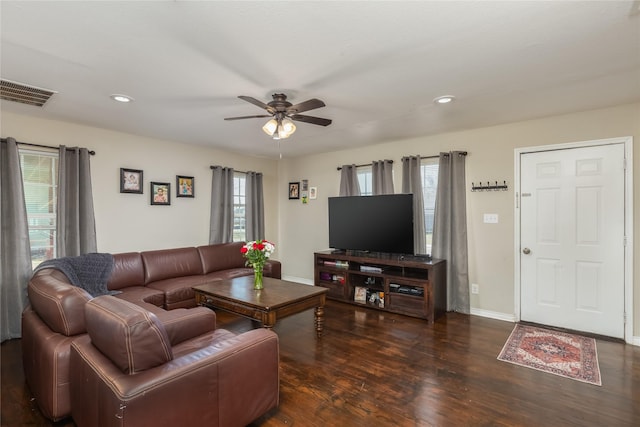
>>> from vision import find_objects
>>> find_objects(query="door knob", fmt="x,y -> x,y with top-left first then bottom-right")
522,248 -> 531,255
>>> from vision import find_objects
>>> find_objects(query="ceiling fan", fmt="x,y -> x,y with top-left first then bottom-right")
224,93 -> 332,139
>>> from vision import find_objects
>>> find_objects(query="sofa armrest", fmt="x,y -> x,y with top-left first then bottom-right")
21,306 -> 77,421
70,329 -> 279,427
27,269 -> 92,336
215,329 -> 280,426
155,307 -> 216,345
264,259 -> 281,279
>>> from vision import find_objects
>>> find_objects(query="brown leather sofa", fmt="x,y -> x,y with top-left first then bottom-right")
22,242 -> 281,421
70,296 -> 279,427
110,242 -> 281,310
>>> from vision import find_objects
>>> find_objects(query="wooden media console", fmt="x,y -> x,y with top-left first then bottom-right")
314,250 -> 446,322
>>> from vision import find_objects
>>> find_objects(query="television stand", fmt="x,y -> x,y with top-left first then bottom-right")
314,250 -> 446,322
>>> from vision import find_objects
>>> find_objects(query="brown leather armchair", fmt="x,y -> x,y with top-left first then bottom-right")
70,296 -> 279,427
22,268 -> 221,421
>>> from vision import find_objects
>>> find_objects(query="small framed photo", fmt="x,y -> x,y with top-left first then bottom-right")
176,175 -> 194,198
309,187 -> 317,200
150,182 -> 170,205
289,182 -> 300,199
120,168 -> 143,194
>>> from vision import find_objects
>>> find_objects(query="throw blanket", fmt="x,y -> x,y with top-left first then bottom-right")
35,253 -> 116,297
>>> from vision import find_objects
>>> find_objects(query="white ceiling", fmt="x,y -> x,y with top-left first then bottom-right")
1,1 -> 639,159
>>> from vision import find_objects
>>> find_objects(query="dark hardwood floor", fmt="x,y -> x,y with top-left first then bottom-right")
2,300 -> 639,426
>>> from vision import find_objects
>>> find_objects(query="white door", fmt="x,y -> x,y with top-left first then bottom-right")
520,144 -> 625,338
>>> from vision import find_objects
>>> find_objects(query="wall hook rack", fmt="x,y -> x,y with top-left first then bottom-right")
471,181 -> 508,192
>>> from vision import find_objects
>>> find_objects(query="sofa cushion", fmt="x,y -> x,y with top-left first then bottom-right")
113,286 -> 165,308
108,252 -> 145,290
197,242 -> 247,274
204,268 -> 253,282
156,308 -> 218,347
27,269 -> 92,336
146,275 -> 209,308
85,296 -> 173,374
171,328 -> 236,359
142,247 -> 203,284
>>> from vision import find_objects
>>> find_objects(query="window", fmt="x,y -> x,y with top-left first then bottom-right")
421,158 -> 439,254
19,149 -> 58,267
232,172 -> 246,242
357,166 -> 372,196
356,160 -> 438,253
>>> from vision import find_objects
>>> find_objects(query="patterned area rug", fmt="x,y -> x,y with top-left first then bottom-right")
497,324 -> 601,386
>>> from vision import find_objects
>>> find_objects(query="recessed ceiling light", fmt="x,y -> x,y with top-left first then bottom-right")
434,95 -> 455,104
110,94 -> 134,103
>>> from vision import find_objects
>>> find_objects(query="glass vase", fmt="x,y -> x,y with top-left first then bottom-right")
253,266 -> 264,290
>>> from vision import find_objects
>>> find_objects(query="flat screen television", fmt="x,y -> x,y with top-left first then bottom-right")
328,194 -> 415,255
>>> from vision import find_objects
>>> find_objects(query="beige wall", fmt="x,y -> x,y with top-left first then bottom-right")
1,112 -> 280,254
277,103 -> 640,337
3,103 -> 639,338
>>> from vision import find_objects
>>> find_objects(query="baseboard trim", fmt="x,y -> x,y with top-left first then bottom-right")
470,309 -> 640,346
282,275 -> 313,286
470,308 -> 517,323
279,285 -> 638,344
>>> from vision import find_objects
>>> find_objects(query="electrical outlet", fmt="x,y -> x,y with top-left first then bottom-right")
471,283 -> 479,294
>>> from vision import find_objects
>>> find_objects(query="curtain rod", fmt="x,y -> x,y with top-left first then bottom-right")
336,152 -> 467,170
337,160 -> 394,171
1,138 -> 96,155
403,151 -> 467,160
210,165 -> 249,174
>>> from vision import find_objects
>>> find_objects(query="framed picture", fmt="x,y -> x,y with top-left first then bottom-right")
150,182 -> 170,205
120,168 -> 143,194
289,182 -> 300,199
176,175 -> 194,198
309,187 -> 317,200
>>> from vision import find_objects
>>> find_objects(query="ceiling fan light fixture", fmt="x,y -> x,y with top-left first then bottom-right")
227,93 -> 328,140
262,118 -> 278,135
263,117 -> 296,139
280,118 -> 296,137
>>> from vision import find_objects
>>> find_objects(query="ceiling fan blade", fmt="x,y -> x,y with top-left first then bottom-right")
224,115 -> 272,121
287,98 -> 326,114
238,96 -> 276,114
290,114 -> 332,126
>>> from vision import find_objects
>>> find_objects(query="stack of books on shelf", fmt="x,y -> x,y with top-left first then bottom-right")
360,265 -> 383,273
323,260 -> 349,269
354,286 -> 384,308
319,271 -> 346,284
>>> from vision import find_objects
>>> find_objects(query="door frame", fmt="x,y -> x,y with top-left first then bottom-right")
514,136 -> 634,343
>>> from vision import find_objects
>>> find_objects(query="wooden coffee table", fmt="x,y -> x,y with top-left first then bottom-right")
193,276 -> 329,337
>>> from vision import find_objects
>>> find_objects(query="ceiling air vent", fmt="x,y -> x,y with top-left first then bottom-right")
0,79 -> 57,107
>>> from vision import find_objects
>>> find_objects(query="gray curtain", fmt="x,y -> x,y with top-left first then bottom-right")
245,171 -> 264,241
209,166 -> 234,243
57,145 -> 97,257
432,151 -> 469,314
1,138 -> 32,341
401,156 -> 426,255
339,164 -> 360,196
372,160 -> 394,195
